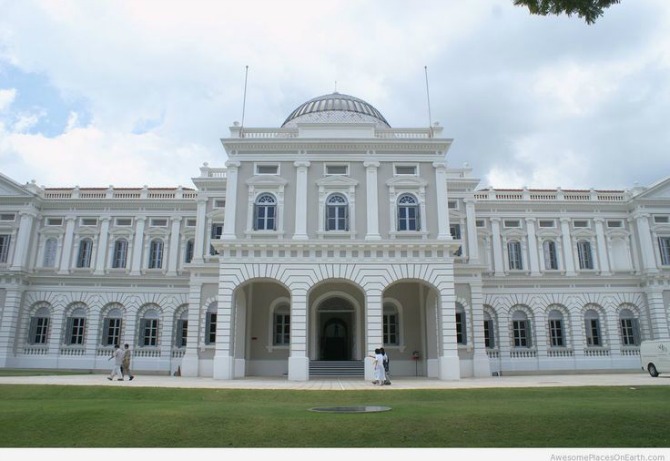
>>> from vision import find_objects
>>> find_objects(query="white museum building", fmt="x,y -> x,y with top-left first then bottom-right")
0,92 -> 669,381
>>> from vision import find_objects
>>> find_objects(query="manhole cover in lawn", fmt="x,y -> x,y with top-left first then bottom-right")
309,406 -> 391,413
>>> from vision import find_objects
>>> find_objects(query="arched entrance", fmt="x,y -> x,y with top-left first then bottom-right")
317,296 -> 355,361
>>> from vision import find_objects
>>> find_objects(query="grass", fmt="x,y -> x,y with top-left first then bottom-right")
0,384 -> 668,448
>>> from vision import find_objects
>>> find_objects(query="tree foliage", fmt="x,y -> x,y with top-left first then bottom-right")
514,0 -> 621,24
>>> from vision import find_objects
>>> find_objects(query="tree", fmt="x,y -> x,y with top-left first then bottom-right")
513,0 -> 621,24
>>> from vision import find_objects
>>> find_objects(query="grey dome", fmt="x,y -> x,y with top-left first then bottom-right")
282,92 -> 390,128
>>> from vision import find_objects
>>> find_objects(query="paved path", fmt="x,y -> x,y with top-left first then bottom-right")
1,372 -> 668,390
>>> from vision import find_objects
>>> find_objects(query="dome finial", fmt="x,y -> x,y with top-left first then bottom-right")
334,81 -> 338,93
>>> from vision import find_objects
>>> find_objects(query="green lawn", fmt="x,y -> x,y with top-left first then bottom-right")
0,384 -> 667,448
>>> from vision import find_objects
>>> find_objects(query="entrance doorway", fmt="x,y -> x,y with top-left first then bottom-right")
317,296 -> 355,361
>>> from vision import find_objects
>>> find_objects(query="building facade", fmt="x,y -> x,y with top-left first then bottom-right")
0,92 -> 669,381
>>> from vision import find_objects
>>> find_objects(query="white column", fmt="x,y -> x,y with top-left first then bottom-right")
464,198 -> 479,263
0,286 -> 23,367
166,217 -> 182,276
213,278 -> 236,380
193,198 -> 207,263
293,160 -> 310,240
634,212 -> 658,273
594,218 -> 611,275
130,217 -> 146,276
10,209 -> 37,271
288,288 -> 309,381
364,287 -> 384,381
525,217 -> 541,276
364,160 -> 381,240
222,160 -> 240,239
560,218 -> 577,276
490,218 -> 505,276
646,286 -> 670,340
438,276 -> 460,380
93,217 -> 111,275
181,281 -> 203,377
57,216 -> 76,274
433,162 -> 451,239
470,279 -> 491,377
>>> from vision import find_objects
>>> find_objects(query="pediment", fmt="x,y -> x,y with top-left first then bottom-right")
0,172 -> 35,198
245,175 -> 289,186
315,175 -> 359,187
635,176 -> 670,200
386,176 -> 428,187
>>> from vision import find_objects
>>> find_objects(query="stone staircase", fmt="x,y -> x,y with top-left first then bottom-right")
309,360 -> 365,378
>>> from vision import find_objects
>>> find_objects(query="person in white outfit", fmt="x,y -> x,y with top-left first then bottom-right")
107,344 -> 125,381
372,348 -> 386,386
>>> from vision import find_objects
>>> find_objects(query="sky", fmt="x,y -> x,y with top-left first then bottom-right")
0,0 -> 669,191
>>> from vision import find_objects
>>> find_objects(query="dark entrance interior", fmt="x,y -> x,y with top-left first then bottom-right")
321,317 -> 349,360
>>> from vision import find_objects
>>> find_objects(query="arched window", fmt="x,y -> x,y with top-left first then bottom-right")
383,303 -> 399,346
507,240 -> 523,270
584,309 -> 601,346
483,311 -> 495,348
512,310 -> 531,347
619,308 -> 640,346
254,193 -> 277,231
397,194 -> 420,231
577,240 -> 594,270
29,306 -> 50,345
326,193 -> 349,231
456,303 -> 467,345
102,307 -> 123,346
148,239 -> 164,269
184,238 -> 195,263
76,238 -> 93,268
273,303 -> 290,346
543,240 -> 559,270
548,309 -> 565,347
205,303 -> 217,345
43,238 -> 58,267
112,238 -> 128,269
139,308 -> 160,347
66,306 -> 87,345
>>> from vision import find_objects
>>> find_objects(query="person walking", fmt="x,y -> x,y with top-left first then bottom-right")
122,343 -> 134,381
107,344 -> 124,381
372,348 -> 386,386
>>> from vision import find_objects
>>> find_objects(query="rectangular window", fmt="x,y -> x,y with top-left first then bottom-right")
449,224 -> 461,239
176,319 -> 188,347
115,218 -> 132,226
549,320 -> 563,347
456,313 -> 466,345
620,318 -> 639,346
508,241 -> 523,270
543,241 -> 559,270
383,313 -> 398,346
325,164 -> 348,176
103,318 -> 122,346
210,223 -> 224,255
255,164 -> 279,175
0,234 -> 10,264
150,218 -> 168,227
80,218 -> 98,226
186,218 -> 197,227
0,213 -> 16,221
585,319 -> 600,346
578,241 -> 594,270
141,319 -> 159,346
274,314 -> 290,345
659,237 -> 670,266
476,220 -> 485,228
46,217 -> 63,226
30,317 -> 49,344
205,313 -> 217,345
76,239 -> 93,268
483,320 -> 494,348
539,220 -> 555,228
653,215 -> 669,224
448,200 -> 458,209
573,220 -> 589,228
394,164 -> 417,176
607,220 -> 623,228
513,320 -> 529,347
213,199 -> 226,208
67,317 -> 86,345
504,220 -> 521,228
